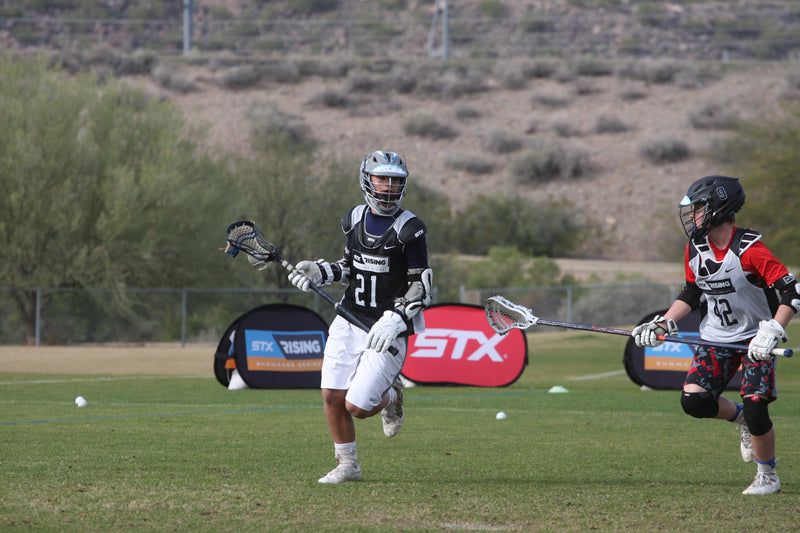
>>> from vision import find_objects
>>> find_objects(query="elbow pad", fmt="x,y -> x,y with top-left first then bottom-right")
775,273 -> 800,314
676,282 -> 703,310
394,267 -> 433,320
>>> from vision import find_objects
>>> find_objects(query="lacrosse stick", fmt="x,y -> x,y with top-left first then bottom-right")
224,220 -> 399,356
485,295 -> 793,358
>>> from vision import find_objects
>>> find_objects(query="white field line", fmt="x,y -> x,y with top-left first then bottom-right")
569,369 -> 626,381
0,375 -> 210,386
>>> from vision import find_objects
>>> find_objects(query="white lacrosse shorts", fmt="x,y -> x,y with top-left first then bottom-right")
321,315 -> 407,411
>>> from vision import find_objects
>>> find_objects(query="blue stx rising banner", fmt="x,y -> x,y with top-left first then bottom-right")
244,329 -> 325,372
218,303 -> 328,389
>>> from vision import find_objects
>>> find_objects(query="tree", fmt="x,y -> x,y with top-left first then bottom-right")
0,54 -> 233,343
439,194 -> 585,256
710,104 -> 800,266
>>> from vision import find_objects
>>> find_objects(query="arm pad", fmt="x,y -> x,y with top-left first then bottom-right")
393,267 -> 433,320
330,248 -> 351,285
676,281 -> 703,310
774,273 -> 800,314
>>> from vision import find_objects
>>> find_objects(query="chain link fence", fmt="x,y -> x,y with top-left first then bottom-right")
0,282 -> 681,346
3,8 -> 800,61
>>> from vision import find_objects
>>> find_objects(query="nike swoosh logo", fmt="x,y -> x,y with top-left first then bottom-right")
384,245 -> 396,250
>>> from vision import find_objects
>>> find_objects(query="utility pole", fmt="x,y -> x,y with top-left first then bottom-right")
427,0 -> 449,59
183,0 -> 193,55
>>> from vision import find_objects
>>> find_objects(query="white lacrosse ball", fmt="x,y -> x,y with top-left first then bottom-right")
496,411 -> 507,420
75,396 -> 88,407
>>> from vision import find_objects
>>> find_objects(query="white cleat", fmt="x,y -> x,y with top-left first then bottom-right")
739,421 -> 754,463
381,379 -> 404,438
318,452 -> 362,484
742,472 -> 781,495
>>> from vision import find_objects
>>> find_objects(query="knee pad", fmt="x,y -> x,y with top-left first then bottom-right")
681,391 -> 719,419
743,396 -> 773,436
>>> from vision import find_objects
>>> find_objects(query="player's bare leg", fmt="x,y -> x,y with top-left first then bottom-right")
319,389 -> 362,484
742,396 -> 779,495
684,384 -> 754,462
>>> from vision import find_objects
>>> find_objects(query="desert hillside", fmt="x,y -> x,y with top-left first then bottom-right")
8,0 -> 800,261
137,60 -> 795,262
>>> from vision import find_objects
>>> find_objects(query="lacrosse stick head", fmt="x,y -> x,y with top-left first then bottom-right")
224,220 -> 279,264
484,295 -> 537,334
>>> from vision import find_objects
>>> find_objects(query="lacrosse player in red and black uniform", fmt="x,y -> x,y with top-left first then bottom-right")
288,150 -> 432,484
633,175 -> 799,495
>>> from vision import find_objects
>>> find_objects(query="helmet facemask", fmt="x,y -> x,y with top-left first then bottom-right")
359,151 -> 408,216
679,199 -> 711,240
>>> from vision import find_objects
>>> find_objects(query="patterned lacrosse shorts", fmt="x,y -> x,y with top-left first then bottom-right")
684,344 -> 777,401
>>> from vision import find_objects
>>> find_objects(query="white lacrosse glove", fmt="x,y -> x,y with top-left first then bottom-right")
748,319 -> 787,361
287,260 -> 334,292
632,315 -> 678,348
365,310 -> 407,353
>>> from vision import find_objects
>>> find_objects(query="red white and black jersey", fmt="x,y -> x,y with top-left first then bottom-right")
685,227 -> 788,343
337,205 -> 428,334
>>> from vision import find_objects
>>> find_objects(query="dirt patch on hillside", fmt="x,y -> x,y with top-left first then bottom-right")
129,61 -> 795,262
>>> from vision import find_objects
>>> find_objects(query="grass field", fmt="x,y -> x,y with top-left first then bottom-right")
2,327 -> 800,532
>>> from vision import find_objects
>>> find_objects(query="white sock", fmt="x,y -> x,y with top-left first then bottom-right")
385,387 -> 397,407
334,441 -> 357,461
756,458 -> 776,473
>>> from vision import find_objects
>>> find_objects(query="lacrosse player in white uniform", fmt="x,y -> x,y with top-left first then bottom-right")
632,175 -> 798,495
288,150 -> 433,484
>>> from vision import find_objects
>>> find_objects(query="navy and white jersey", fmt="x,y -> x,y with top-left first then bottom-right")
338,205 -> 428,333
686,227 -> 785,343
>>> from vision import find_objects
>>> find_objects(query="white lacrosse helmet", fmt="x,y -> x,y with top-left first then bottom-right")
359,150 -> 408,216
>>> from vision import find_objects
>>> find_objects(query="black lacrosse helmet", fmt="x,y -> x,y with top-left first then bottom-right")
679,175 -> 745,240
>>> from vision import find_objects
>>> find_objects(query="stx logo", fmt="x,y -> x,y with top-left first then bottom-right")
410,328 -> 505,362
245,330 -> 325,359
648,342 -> 688,353
251,340 -> 275,353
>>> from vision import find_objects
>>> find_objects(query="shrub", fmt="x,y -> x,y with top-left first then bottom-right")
309,90 -> 350,109
440,195 -> 585,256
217,64 -> 261,89
574,57 -> 613,77
494,63 -> 529,90
617,60 -> 683,84
477,0 -> 507,18
285,0 -> 339,15
510,140 -> 590,183
249,102 -> 314,151
346,69 -> 381,93
688,100 -> 740,130
618,84 -> 649,101
639,138 -> 690,164
520,14 -> 553,33
454,104 -> 481,121
574,78 -> 601,95
525,58 -> 559,78
151,62 -> 196,93
261,60 -> 301,84
443,154 -> 494,175
595,114 -> 629,134
532,91 -> 570,108
481,129 -> 523,154
402,111 -> 457,139
552,121 -> 582,138
780,73 -> 800,100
